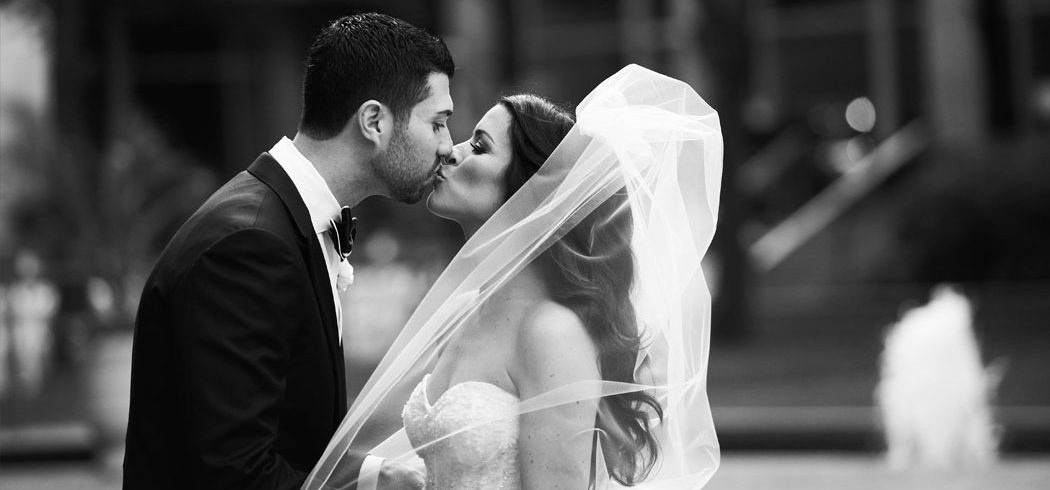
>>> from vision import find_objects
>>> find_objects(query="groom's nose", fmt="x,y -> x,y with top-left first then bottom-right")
446,143 -> 464,166
437,131 -> 453,159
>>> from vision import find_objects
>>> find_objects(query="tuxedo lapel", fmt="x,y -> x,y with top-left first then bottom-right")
247,153 -> 347,413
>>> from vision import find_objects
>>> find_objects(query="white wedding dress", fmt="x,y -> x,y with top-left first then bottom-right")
402,374 -> 521,490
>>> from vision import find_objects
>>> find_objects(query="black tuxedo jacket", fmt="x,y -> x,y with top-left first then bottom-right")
124,153 -> 363,489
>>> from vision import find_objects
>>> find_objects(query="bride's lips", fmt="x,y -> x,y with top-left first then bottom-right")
433,166 -> 446,185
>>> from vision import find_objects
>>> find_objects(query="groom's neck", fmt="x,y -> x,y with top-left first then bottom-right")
291,132 -> 378,208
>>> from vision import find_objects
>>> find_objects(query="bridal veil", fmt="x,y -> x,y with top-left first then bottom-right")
304,64 -> 723,489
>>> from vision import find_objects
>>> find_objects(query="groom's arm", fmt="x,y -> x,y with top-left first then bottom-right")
172,228 -> 318,490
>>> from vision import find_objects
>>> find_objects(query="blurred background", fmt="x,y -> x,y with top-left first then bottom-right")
1,0 -> 1048,488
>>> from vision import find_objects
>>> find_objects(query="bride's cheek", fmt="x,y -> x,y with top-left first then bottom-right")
460,162 -> 493,187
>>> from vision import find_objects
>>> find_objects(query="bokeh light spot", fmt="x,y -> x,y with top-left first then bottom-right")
845,96 -> 877,133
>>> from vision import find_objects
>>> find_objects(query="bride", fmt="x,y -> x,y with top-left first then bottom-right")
306,64 -> 723,489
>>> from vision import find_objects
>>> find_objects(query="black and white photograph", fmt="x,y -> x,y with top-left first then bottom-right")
0,1 -> 1048,489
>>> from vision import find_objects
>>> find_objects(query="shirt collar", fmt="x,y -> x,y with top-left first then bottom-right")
269,137 -> 341,235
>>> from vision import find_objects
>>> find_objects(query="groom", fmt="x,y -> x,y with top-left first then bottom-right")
124,13 -> 454,490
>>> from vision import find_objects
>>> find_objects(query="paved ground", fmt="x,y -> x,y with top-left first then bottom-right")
2,453 -> 1049,489
708,454 -> 1050,490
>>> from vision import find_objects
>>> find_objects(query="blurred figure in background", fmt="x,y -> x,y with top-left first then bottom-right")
7,249 -> 59,398
877,285 -> 1002,469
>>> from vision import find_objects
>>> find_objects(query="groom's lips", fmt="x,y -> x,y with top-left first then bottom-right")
433,163 -> 446,183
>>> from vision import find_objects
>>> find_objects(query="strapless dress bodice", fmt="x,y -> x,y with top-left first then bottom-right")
402,374 -> 520,490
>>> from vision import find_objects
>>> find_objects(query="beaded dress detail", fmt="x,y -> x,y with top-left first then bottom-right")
402,374 -> 520,490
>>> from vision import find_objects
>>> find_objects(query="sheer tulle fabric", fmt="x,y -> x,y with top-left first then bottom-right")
303,64 -> 722,489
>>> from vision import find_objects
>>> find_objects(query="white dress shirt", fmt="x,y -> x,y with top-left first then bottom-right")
269,137 -> 383,490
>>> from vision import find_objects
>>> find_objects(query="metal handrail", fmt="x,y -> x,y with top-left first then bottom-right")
749,120 -> 929,272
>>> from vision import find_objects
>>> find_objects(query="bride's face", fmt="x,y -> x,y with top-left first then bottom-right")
427,104 -> 514,226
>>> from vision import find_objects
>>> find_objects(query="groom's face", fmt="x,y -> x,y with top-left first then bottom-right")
374,72 -> 454,204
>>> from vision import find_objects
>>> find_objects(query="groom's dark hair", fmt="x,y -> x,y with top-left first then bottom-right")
298,13 -> 454,140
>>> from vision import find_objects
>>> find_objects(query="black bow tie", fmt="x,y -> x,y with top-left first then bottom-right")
327,206 -> 357,261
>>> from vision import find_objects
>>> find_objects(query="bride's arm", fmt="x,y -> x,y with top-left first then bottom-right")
511,302 -> 601,490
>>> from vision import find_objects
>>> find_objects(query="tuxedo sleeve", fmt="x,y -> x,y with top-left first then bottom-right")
171,228 -> 323,490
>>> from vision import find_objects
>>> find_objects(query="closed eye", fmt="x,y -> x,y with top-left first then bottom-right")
470,140 -> 485,154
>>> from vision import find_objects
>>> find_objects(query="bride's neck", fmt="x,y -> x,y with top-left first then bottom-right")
456,219 -> 548,309
459,221 -> 483,241
488,265 -> 547,306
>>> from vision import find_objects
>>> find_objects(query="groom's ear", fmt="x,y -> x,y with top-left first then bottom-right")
356,100 -> 393,148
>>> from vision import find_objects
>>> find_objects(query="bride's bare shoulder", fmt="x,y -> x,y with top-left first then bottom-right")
511,301 -> 598,382
519,300 -> 589,343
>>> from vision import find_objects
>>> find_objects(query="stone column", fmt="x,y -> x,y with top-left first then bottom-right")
440,0 -> 501,139
620,0 -> 658,68
867,0 -> 899,137
923,0 -> 988,145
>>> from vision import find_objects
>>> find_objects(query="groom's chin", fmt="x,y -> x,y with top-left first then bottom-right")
400,194 -> 423,205
394,185 -> 427,205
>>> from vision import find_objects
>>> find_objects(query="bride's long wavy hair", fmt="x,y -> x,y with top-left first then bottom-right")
499,94 -> 663,485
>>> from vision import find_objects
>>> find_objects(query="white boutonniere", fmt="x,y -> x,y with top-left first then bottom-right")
337,260 -> 354,291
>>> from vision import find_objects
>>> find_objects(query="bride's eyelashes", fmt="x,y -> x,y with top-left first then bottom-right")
470,140 -> 485,154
